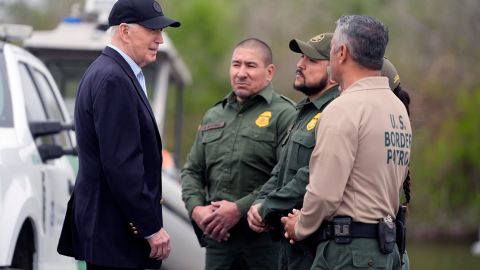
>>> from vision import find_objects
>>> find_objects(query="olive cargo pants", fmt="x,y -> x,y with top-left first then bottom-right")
310,238 -> 402,270
278,238 -> 314,270
204,219 -> 280,270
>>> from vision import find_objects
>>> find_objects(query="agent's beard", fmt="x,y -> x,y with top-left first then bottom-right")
294,69 -> 328,96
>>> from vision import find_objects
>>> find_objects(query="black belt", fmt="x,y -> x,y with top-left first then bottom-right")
306,218 -> 378,246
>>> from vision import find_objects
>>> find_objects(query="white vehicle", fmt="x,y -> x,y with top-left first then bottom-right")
0,25 -> 78,270
23,1 -> 205,269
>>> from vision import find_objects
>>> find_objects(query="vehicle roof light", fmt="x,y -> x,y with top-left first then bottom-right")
0,24 -> 33,42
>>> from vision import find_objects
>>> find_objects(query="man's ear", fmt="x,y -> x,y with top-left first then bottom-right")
338,44 -> 348,63
118,23 -> 131,42
266,64 -> 276,82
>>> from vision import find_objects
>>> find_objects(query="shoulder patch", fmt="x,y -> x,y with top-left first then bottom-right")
280,95 -> 296,106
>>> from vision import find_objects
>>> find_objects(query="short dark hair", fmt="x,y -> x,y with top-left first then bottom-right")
334,15 -> 388,70
235,38 -> 273,66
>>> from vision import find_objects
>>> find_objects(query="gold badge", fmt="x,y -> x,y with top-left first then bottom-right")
255,111 -> 272,128
306,113 -> 321,131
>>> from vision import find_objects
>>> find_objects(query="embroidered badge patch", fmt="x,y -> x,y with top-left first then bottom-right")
393,74 -> 400,84
310,34 -> 325,43
255,111 -> 272,128
153,1 -> 163,14
306,113 -> 321,131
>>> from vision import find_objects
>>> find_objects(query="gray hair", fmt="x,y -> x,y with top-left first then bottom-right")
109,23 -> 137,36
109,25 -> 119,35
333,15 -> 388,70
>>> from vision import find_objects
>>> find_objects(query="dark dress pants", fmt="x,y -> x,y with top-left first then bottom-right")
86,262 -> 144,270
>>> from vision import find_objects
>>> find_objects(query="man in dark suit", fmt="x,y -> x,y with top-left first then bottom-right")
57,1 -> 180,269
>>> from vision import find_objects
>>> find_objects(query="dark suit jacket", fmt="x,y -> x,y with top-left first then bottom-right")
58,47 -> 164,269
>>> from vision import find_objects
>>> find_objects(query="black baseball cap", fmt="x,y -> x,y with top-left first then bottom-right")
108,0 -> 180,29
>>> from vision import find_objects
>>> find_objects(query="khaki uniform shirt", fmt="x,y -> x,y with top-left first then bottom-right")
295,77 -> 412,240
182,84 -> 296,216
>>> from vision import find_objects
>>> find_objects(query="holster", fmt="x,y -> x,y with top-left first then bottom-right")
378,218 -> 396,254
396,205 -> 407,262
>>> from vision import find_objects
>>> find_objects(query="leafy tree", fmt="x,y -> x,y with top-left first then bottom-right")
4,0 -> 81,29
412,89 -> 480,228
162,0 -> 242,162
3,0 -> 53,29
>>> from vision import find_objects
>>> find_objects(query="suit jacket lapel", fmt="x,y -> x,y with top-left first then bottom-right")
101,47 -> 163,150
102,47 -> 157,124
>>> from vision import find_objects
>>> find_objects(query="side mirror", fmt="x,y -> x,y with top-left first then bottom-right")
29,120 -> 74,138
37,144 -> 78,162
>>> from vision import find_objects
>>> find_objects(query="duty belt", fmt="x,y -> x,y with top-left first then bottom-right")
307,216 -> 378,246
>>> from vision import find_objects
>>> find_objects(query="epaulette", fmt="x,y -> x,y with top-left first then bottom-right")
280,95 -> 296,106
210,98 -> 227,109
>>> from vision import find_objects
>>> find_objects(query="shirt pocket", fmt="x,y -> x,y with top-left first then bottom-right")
239,129 -> 276,188
289,131 -> 316,170
201,129 -> 224,162
240,130 -> 276,160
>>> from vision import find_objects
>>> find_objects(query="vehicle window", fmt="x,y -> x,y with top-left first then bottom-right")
0,51 -> 13,127
31,69 -> 65,122
31,68 -> 73,148
19,62 -> 65,147
45,59 -> 90,115
18,63 -> 48,122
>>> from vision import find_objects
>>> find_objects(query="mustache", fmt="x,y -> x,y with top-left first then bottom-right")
296,69 -> 304,77
235,76 -> 249,84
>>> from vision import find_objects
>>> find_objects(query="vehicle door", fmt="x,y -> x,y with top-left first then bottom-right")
17,60 -> 77,270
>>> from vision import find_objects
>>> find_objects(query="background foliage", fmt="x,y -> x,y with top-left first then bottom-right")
3,0 -> 479,238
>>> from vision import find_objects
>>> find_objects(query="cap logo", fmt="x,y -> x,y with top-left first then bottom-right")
310,34 -> 325,43
394,74 -> 400,83
153,1 -> 163,14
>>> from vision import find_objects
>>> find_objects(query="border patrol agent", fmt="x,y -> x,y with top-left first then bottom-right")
247,33 -> 338,270
282,15 -> 411,270
181,38 -> 296,270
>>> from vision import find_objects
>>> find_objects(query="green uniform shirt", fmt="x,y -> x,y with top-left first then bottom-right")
182,83 -> 296,216
256,86 -> 339,221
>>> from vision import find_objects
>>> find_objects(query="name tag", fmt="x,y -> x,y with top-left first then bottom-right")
199,121 -> 225,131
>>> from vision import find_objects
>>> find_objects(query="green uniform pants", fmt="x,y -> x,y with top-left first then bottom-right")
311,238 -> 402,270
205,219 -> 280,270
278,238 -> 314,270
